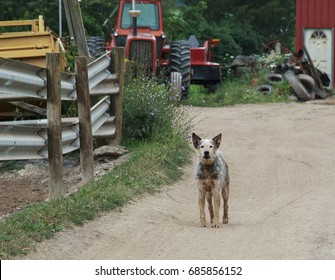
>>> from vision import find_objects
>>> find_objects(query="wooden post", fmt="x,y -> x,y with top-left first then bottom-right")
63,0 -> 89,57
75,56 -> 94,184
47,53 -> 64,200
109,47 -> 125,145
302,44 -> 324,90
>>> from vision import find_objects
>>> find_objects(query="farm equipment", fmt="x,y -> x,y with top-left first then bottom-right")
0,16 -> 66,69
0,16 -> 67,118
91,0 -> 221,96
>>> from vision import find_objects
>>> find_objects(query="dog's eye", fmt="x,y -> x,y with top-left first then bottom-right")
200,145 -> 204,148
209,145 -> 213,148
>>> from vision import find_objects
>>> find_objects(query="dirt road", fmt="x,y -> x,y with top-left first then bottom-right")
21,100 -> 335,259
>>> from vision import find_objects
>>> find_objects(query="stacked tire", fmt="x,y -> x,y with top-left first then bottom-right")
283,70 -> 329,101
257,73 -> 282,95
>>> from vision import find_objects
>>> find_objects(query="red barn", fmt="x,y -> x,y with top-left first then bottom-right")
296,0 -> 335,89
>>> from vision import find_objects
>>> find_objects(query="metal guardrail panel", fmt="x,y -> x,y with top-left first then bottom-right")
0,57 -> 75,101
0,97 -> 115,160
0,50 -> 122,161
90,74 -> 119,96
0,53 -> 115,101
0,58 -> 45,100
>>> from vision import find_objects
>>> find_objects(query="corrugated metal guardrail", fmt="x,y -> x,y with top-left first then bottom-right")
0,97 -> 113,160
0,53 -> 118,101
0,51 -> 124,161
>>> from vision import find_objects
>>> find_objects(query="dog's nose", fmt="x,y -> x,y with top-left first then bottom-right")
204,151 -> 210,158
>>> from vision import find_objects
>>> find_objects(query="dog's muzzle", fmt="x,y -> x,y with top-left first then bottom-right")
203,151 -> 211,159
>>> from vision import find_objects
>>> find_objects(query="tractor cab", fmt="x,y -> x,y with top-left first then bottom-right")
110,0 -> 166,73
120,2 -> 160,31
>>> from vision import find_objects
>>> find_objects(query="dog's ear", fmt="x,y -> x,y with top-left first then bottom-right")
212,134 -> 222,148
192,133 -> 201,149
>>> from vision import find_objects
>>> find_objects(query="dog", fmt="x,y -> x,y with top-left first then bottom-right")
192,133 -> 230,228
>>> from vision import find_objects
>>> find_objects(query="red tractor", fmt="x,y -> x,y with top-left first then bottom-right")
101,0 -> 221,96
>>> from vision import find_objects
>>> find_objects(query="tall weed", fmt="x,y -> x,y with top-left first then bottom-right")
123,74 -> 193,141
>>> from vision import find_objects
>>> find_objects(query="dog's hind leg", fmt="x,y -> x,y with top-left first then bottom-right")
198,188 -> 207,227
222,180 -> 229,224
206,191 -> 214,224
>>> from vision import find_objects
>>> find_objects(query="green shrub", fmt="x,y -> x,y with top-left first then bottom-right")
123,73 -> 192,141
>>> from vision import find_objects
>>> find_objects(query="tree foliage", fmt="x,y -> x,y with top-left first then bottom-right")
0,0 -> 113,36
163,0 -> 295,65
0,0 -> 296,65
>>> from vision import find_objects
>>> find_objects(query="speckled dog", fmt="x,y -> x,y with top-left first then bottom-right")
192,133 -> 230,228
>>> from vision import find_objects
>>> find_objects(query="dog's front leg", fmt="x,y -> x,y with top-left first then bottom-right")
212,183 -> 221,228
198,187 -> 206,227
206,191 -> 214,224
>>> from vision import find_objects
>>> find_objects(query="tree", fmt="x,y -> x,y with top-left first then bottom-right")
174,0 -> 295,63
0,0 -> 296,63
0,0 -> 113,37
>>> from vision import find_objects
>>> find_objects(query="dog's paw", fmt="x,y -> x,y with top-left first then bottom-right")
222,217 -> 229,224
211,223 -> 220,228
200,222 -> 206,227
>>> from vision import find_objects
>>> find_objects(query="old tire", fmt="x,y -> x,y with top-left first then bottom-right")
268,73 -> 283,83
298,74 -> 316,100
87,36 -> 106,60
257,84 -> 273,95
170,40 -> 191,98
284,70 -> 312,101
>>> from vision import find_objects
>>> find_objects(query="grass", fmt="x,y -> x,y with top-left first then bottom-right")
0,161 -> 25,176
0,133 -> 192,258
183,69 -> 291,107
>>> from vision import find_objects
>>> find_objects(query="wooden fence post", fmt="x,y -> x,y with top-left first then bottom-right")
47,53 -> 63,200
75,56 -> 94,184
109,47 -> 125,145
63,0 -> 89,57
302,44 -> 324,90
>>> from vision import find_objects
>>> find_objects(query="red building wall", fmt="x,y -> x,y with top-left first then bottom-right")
296,0 -> 335,84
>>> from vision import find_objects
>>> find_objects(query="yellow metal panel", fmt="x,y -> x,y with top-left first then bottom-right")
0,49 -> 53,59
0,16 -> 66,69
0,17 -> 44,32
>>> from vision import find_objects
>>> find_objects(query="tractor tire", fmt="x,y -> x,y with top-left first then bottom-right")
170,40 -> 191,98
87,36 -> 106,60
284,70 -> 312,101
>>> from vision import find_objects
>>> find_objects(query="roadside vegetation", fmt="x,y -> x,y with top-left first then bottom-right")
0,75 -> 193,259
185,72 -> 291,107
184,54 -> 292,107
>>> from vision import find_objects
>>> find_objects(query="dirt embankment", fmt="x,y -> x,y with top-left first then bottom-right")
10,98 -> 335,259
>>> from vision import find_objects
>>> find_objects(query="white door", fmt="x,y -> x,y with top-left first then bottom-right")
304,28 -> 333,88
